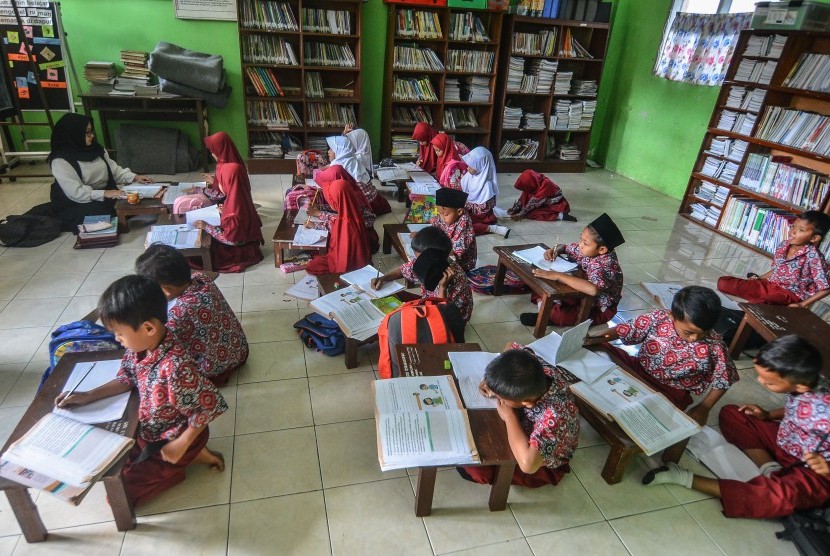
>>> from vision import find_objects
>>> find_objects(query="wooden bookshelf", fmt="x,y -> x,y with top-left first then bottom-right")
679,29 -> 830,259
379,5 -> 504,160
236,0 -> 363,174
491,15 -> 610,172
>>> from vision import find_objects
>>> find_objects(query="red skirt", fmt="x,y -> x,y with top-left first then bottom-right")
524,198 -> 571,221
466,197 -> 497,235
461,462 -> 570,488
717,276 -> 800,306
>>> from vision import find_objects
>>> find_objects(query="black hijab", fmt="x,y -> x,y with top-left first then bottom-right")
47,113 -> 106,165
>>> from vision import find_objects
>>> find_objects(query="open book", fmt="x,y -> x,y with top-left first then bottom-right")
292,226 -> 328,247
570,367 -> 701,455
52,359 -> 130,425
407,181 -> 441,196
512,245 -> 578,273
687,426 -> 760,482
292,209 -> 323,225
398,233 -> 416,260
185,204 -> 221,227
408,171 -> 436,184
641,282 -> 742,312
341,265 -> 405,298
310,285 -> 388,340
376,167 -> 409,182
527,320 -> 617,383
146,224 -> 202,249
446,351 -> 499,409
372,375 -> 479,471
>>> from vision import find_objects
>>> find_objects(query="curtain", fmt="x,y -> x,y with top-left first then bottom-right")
654,12 -> 753,86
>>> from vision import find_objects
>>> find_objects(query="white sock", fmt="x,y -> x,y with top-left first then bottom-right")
643,462 -> 693,488
759,461 -> 782,477
488,224 -> 510,237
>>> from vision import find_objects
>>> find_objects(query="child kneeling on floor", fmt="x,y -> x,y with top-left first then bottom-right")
644,335 -> 830,519
458,346 -> 579,487
55,275 -> 227,507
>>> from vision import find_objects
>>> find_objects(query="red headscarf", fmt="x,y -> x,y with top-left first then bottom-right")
204,132 -> 244,165
323,179 -> 371,273
215,162 -> 263,244
515,169 -> 562,205
430,133 -> 460,181
316,164 -> 371,211
412,122 -> 438,173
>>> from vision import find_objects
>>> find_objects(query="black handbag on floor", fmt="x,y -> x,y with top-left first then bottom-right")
777,506 -> 830,556
0,214 -> 62,247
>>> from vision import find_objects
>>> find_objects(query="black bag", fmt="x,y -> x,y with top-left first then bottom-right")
0,214 -> 62,247
777,506 -> 830,556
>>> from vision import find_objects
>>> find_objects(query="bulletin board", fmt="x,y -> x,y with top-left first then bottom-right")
0,0 -> 71,113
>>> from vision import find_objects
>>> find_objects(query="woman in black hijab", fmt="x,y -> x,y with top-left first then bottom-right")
48,113 -> 153,231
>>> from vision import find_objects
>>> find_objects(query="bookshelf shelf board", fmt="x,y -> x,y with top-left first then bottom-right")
692,172 -> 811,212
304,96 -> 359,103
701,150 -> 742,163
550,129 -> 592,133
685,194 -> 724,209
394,36 -> 446,45
510,52 -> 558,59
301,32 -> 360,39
392,68 -> 445,74
444,71 -> 493,76
444,127 -> 490,134
444,101 -> 493,106
559,57 -> 603,63
240,29 -> 302,36
242,63 -> 303,70
679,213 -> 776,257
741,55 -> 781,61
447,40 -> 499,46
706,128 -> 830,164
552,94 -> 598,99
716,105 -> 759,115
391,99 -> 442,105
505,91 -> 552,97
766,85 -> 830,102
303,65 -> 360,72
245,95 -> 305,102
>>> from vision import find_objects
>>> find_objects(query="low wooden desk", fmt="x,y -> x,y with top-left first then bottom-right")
493,244 -> 593,338
115,197 -> 168,233
155,213 -> 213,272
0,350 -> 138,543
381,223 -> 411,260
395,343 -> 515,516
272,210 -> 328,267
317,273 -> 418,369
729,303 -> 830,371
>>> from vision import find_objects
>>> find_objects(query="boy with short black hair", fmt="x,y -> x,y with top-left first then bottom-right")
136,244 -> 248,386
644,335 -> 830,519
55,275 -> 227,506
430,187 -> 477,273
521,212 -> 624,327
459,345 -> 580,487
587,285 -> 739,425
718,210 -> 830,307
372,226 -> 474,322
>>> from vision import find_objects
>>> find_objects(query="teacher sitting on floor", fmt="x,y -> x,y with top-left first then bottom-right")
48,113 -> 153,232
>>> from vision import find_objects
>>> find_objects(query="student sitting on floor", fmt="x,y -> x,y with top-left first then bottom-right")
431,133 -> 464,183
458,347 -> 579,487
198,131 -> 245,203
372,226 -> 474,323
430,187 -> 477,273
586,286 -> 739,425
344,124 -> 373,178
326,135 -> 391,216
459,147 -> 510,238
135,244 -> 248,387
521,213 -> 624,327
309,164 -> 379,254
718,210 -> 830,308
412,122 -> 439,174
644,335 -> 830,519
507,169 -> 576,222
55,275 -> 227,507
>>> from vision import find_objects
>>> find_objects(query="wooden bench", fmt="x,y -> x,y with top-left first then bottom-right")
272,210 -> 328,267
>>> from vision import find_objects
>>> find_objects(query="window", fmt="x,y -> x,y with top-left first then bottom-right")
675,0 -> 762,15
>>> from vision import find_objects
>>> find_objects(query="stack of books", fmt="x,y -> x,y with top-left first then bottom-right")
76,215 -> 118,249
84,61 -> 115,94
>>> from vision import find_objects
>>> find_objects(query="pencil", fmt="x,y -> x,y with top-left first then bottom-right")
306,189 -> 320,225
62,362 -> 97,401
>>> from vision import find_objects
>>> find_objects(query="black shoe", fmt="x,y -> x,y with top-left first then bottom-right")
520,312 -> 540,326
562,214 -> 578,222
456,467 -> 475,482
641,465 -> 669,485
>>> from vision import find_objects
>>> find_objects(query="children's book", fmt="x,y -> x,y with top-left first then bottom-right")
341,264 -> 405,298
408,171 -> 438,183
371,295 -> 404,315
527,320 -> 616,382
184,204 -> 221,227
291,226 -> 328,247
641,282 -> 742,312
512,245 -> 578,273
372,375 -> 480,471
146,224 -> 201,249
686,426 -> 761,482
407,181 -> 441,195
52,360 -> 130,425
570,367 -> 701,455
446,351 -> 499,409
310,285 -> 387,340
376,167 -> 409,182
285,275 -> 320,301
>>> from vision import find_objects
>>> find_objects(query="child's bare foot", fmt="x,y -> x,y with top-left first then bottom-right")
195,447 -> 225,471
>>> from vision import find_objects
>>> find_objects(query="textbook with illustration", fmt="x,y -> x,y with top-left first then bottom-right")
310,285 -> 388,340
341,264 -> 405,298
687,426 -> 760,482
512,245 -> 578,273
372,375 -> 479,471
146,224 -> 202,249
527,320 -> 616,383
447,351 -> 499,409
641,282 -> 742,312
570,367 -> 701,455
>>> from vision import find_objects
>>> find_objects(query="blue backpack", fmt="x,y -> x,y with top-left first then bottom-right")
293,313 -> 345,356
40,320 -> 120,390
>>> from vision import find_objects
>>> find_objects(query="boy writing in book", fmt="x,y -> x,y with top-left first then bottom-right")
430,187 -> 477,273
458,347 -> 579,487
717,210 -> 830,307
136,244 -> 248,386
585,286 -> 739,426
521,213 -> 624,327
55,275 -> 227,506
372,226 -> 474,322
643,335 -> 830,519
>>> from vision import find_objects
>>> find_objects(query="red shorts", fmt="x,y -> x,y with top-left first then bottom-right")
461,462 -> 569,488
717,276 -> 801,306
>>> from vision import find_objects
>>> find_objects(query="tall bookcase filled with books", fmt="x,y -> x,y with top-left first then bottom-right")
679,30 -> 830,258
237,0 -> 363,173
492,15 -> 609,172
379,5 -> 504,160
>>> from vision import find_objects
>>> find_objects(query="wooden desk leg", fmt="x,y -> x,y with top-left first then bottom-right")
534,295 -> 555,339
729,315 -> 752,359
493,262 -> 507,296
202,249 -> 213,273
102,475 -> 137,532
415,467 -> 437,517
661,438 -> 690,465
117,212 -> 129,234
397,183 -> 407,203
5,488 -> 48,543
601,444 -> 639,484
382,228 -> 392,254
488,462 -> 515,511
575,295 -> 593,324
344,338 -> 359,369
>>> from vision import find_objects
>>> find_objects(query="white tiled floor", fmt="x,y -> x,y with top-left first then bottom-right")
0,166 -> 815,555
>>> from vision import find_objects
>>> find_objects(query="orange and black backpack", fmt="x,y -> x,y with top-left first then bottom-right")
377,298 -> 465,379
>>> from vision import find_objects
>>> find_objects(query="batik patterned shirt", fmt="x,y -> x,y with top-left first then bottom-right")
564,243 -> 624,312
401,259 -> 474,322
429,212 -> 477,273
769,242 -> 830,301
779,376 -> 830,461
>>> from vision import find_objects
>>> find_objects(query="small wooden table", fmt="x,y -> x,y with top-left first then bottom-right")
395,343 -> 516,516
155,213 -> 213,272
272,210 -> 328,267
317,273 -> 418,369
729,304 -> 830,371
382,223 -> 411,260
115,197 -> 169,233
493,244 -> 593,338
0,350 -> 138,543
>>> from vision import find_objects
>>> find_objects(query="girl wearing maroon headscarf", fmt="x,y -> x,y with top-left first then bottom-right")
193,162 -> 264,273
507,170 -> 576,222
412,122 -> 438,173
430,133 -> 462,182
199,132 -> 245,203
306,179 -> 371,276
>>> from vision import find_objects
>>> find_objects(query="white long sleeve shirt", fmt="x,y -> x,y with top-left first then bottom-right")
50,152 -> 136,203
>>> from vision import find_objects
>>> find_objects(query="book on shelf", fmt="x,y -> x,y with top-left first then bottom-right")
444,107 -> 478,130
718,196 -> 794,253
301,8 -> 351,35
446,49 -> 494,74
560,28 -> 592,58
310,285 -> 391,340
305,71 -> 323,98
449,12 -> 489,42
395,8 -> 442,40
242,35 -> 298,66
392,76 -> 438,101
553,71 -> 573,95
246,100 -> 303,128
303,42 -> 356,67
392,106 -> 433,127
699,156 -> 739,183
688,202 -> 722,227
244,67 -> 284,97
783,53 -> 830,93
307,102 -> 357,128
240,0 -> 298,31
705,136 -> 748,163
742,34 -> 786,58
723,86 -> 766,113
739,153 -> 830,211
715,109 -> 756,136
570,366 -> 701,455
499,139 -> 539,160
733,58 -> 777,85
393,45 -> 445,71
372,375 -> 479,471
340,264 -> 405,299
755,106 -> 830,157
555,142 -> 581,161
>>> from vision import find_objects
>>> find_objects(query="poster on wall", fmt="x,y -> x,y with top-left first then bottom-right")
174,0 -> 237,21
0,0 -> 71,111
